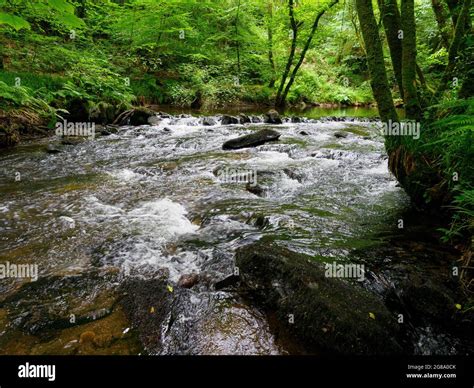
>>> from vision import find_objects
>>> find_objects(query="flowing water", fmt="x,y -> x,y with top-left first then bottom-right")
0,110 -> 469,355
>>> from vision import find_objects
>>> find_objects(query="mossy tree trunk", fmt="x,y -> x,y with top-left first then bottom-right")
377,0 -> 405,100
431,0 -> 452,48
433,0 -> 472,101
401,0 -> 422,120
355,0 -> 399,133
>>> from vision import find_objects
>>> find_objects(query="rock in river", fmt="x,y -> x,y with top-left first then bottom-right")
221,115 -> 239,125
236,241 -> 403,355
222,128 -> 281,150
264,110 -> 283,124
178,273 -> 200,289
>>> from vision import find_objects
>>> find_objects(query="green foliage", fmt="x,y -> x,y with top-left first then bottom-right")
419,98 -> 474,241
424,98 -> 474,186
0,80 -> 57,121
0,12 -> 30,30
60,58 -> 134,107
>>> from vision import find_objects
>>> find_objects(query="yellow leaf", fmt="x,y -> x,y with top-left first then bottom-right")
167,285 -> 173,293
369,312 -> 375,320
455,304 -> 462,310
150,307 -> 155,313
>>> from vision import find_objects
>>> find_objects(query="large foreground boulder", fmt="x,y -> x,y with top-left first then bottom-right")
236,241 -> 403,355
222,128 -> 281,150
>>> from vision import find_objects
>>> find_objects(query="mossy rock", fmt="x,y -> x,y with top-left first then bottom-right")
236,241 -> 403,355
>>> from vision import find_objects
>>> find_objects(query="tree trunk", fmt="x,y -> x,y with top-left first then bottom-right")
433,0 -> 472,101
446,0 -> 460,27
377,0 -> 404,100
276,0 -> 298,107
267,1 -> 276,88
401,0 -> 422,120
235,0 -> 241,75
431,0 -> 452,48
355,0 -> 399,127
279,0 -> 339,106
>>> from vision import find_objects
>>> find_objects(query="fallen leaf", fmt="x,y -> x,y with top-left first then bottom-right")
369,312 -> 375,320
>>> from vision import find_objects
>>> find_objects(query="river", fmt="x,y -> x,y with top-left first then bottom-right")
0,108 -> 470,355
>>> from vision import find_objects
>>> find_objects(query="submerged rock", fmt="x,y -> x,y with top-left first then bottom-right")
222,128 -> 281,150
334,131 -> 349,138
236,242 -> 403,355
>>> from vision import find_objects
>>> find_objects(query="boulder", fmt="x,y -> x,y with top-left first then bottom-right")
114,108 -> 156,126
202,117 -> 217,126
221,115 -> 239,125
222,128 -> 281,150
264,110 -> 282,124
236,242 -> 403,355
238,114 -> 251,124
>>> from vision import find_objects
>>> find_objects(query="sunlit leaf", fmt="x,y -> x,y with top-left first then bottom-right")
0,12 -> 30,30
